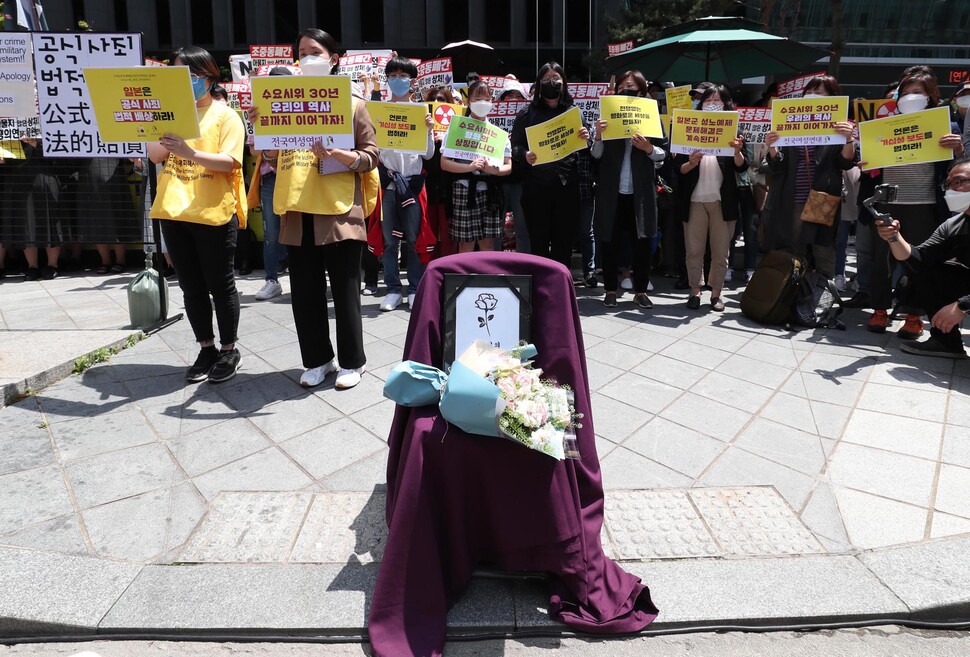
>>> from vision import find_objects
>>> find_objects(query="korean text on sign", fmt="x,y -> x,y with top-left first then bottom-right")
735,106 -> 772,145
598,95 -> 662,140
775,72 -> 825,99
567,82 -> 608,137
250,75 -> 354,150
441,115 -> 509,167
367,101 -> 429,154
525,106 -> 587,165
669,108 -> 739,157
488,100 -> 529,135
858,106 -> 953,171
769,96 -> 848,147
417,57 -> 454,91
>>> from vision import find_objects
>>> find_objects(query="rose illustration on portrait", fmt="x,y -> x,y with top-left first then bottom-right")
474,293 -> 499,335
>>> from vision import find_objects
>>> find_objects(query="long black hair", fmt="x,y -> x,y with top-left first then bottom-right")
530,61 -> 573,108
293,28 -> 340,74
170,46 -> 220,83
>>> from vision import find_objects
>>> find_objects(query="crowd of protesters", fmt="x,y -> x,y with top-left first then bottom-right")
4,29 -> 970,385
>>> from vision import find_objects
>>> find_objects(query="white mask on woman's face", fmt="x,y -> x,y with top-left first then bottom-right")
470,100 -> 493,117
702,102 -> 724,111
803,93 -> 824,99
300,54 -> 333,76
945,189 -> 970,214
956,95 -> 970,109
896,93 -> 929,114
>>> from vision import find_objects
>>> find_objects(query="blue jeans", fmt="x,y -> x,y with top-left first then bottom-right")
381,186 -> 425,294
577,197 -> 596,273
834,220 -> 852,277
260,171 -> 286,281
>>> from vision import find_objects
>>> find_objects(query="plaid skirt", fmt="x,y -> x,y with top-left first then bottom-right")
449,181 -> 503,243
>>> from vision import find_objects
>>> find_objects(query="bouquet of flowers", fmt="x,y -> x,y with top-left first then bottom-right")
384,341 -> 582,460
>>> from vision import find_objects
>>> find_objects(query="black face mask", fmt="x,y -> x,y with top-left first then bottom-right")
618,89 -> 639,97
540,80 -> 562,100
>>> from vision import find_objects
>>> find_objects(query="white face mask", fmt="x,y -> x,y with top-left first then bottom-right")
957,95 -> 970,109
803,93 -> 825,99
300,54 -> 333,76
896,93 -> 929,114
945,189 -> 970,214
470,100 -> 493,117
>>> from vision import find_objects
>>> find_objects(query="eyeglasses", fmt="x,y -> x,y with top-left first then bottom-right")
943,177 -> 970,191
189,74 -> 205,81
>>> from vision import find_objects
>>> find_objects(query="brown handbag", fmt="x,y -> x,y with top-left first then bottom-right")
798,147 -> 840,226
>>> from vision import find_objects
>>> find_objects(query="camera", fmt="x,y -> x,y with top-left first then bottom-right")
863,183 -> 898,226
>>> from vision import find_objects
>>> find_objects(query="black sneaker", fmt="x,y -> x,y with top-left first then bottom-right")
584,272 -> 598,288
634,293 -> 653,309
687,295 -> 701,310
900,335 -> 967,359
25,267 -> 40,281
41,266 -> 59,280
187,346 -> 220,382
208,348 -> 242,383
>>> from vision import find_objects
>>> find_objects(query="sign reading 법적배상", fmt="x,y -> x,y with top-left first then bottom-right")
598,95 -> 662,140
858,106 -> 953,171
250,74 -> 354,150
769,96 -> 849,147
670,108 -> 739,156
525,106 -> 587,165
84,66 -> 201,142
441,115 -> 509,167
368,101 -> 429,154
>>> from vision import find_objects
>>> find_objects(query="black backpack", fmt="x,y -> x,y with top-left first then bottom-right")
791,271 -> 845,330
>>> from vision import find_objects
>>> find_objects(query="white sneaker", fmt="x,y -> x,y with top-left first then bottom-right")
255,280 -> 282,300
724,269 -> 733,282
335,365 -> 365,389
833,274 -> 846,292
300,361 -> 337,387
361,285 -> 377,296
620,277 -> 633,291
380,292 -> 402,311
407,293 -> 415,308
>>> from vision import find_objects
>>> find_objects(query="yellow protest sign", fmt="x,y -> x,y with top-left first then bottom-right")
367,101 -> 429,153
250,75 -> 353,150
598,95 -> 662,140
430,101 -> 464,135
659,113 -> 672,138
670,109 -> 739,156
83,66 -> 201,142
770,96 -> 849,146
666,85 -> 692,112
525,106 -> 587,165
853,98 -> 897,123
0,140 -> 25,159
858,106 -> 953,171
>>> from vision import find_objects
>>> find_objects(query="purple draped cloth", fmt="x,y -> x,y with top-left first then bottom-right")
369,252 -> 658,657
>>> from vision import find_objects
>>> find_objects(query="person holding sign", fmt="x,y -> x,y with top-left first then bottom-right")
672,85 -> 747,312
510,62 -> 591,271
864,68 -> 965,336
440,80 -> 512,253
148,46 -> 247,384
761,75 -> 857,278
591,70 -> 666,309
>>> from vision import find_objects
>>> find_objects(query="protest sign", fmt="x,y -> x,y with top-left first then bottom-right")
0,140 -> 26,159
525,106 -> 586,165
229,54 -> 252,82
250,44 -> 293,68
0,117 -> 40,141
489,99 -> 529,135
854,98 -> 897,122
670,108 -> 739,156
32,32 -> 145,157
567,83 -> 609,134
598,95 -> 662,140
659,113 -> 671,138
368,101 -> 429,153
84,66 -> 200,142
665,85 -> 692,112
339,50 -> 392,82
223,81 -> 254,143
608,41 -> 634,57
776,72 -> 824,99
144,57 -> 166,67
430,101 -> 464,136
255,64 -> 302,76
736,106 -> 772,144
250,74 -> 354,150
0,34 -> 37,121
479,75 -> 506,97
442,115 -> 509,166
769,96 -> 848,146
417,57 -> 454,91
858,106 -> 953,171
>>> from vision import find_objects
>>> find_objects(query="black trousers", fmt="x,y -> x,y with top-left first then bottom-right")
287,216 -> 365,370
870,203 -> 938,310
161,217 -> 239,345
600,193 -> 653,294
361,248 -> 379,287
904,260 -> 970,346
522,179 -> 581,271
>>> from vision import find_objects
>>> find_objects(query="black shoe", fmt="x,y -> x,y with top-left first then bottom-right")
0,269 -> 5,280
25,267 -> 40,281
674,277 -> 690,290
603,292 -> 618,307
584,272 -> 598,288
41,266 -> 59,280
711,297 -> 725,312
842,291 -> 871,309
187,346 -> 220,383
238,260 -> 253,276
687,295 -> 701,310
634,293 -> 653,309
900,335 -> 967,359
208,348 -> 242,383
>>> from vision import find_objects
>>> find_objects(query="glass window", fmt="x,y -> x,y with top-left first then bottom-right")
526,0 -> 553,44
486,0 -> 511,44
155,0 -> 172,47
444,2 -> 469,40
314,0 -> 343,42
191,2 -> 214,45
232,0 -> 247,47
360,0 -> 384,43
274,3 -> 300,44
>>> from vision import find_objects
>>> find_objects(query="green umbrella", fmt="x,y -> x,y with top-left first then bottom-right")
607,16 -> 829,83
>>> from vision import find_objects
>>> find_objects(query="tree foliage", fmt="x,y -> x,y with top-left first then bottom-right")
606,0 -> 741,44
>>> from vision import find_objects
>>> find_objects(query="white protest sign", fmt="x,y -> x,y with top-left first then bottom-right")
0,34 -> 37,121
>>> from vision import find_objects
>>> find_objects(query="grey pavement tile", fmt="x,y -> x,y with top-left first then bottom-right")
83,482 -> 206,562
810,399 -> 854,440
759,392 -> 816,436
170,416 -> 274,477
595,434 -> 618,458
583,358 -> 625,392
253,341 -> 303,371
599,447 -> 693,490
733,418 -> 827,476
35,380 -> 133,422
236,312 -> 290,337
737,338 -> 801,368
48,407 -> 158,462
603,489 -> 718,559
0,466 -> 75,534
689,487 -> 824,556
828,442 -> 938,507
610,326 -> 679,354
310,373 -> 389,415
584,340 -> 652,371
856,382 -> 948,423
0,546 -> 142,635
632,353 -> 709,390
943,425 -> 970,469
623,417 -> 724,478
279,418 -> 386,480
245,394 -> 343,442
867,359 -> 954,392
348,399 -> 396,443
930,512 -> 970,538
213,371 -> 307,413
361,339 -> 407,369
290,491 -> 387,564
934,464 -> 970,519
119,371 -> 189,409
947,392 -> 970,428
578,315 -> 629,339
658,393 -> 752,442
683,325 -> 754,353
690,371 -> 774,414
360,314 -> 411,339
800,481 -> 851,547
860,535 -> 970,617
319,447 -> 388,492
588,392 -> 653,445
698,447 -> 815,510
597,371 -> 682,415
623,555 -> 908,626
832,486 -> 927,550
178,492 -> 312,563
108,348 -> 189,382
65,443 -> 185,510
235,326 -> 298,353
190,447 -> 315,501
138,402 -> 185,442
446,578 -> 516,630
714,353 -> 794,390
798,351 -> 877,382
658,340 -> 732,370
0,514 -> 89,556
0,397 -> 42,430
781,371 -> 865,407
0,427 -> 56,476
841,409 -> 944,460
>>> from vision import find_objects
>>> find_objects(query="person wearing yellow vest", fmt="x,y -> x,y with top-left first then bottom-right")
274,28 -> 380,390
148,46 -> 247,384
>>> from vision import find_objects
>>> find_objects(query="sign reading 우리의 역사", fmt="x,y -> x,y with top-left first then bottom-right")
525,106 -> 587,165
367,101 -> 430,154
84,66 -> 201,142
598,95 -> 662,140
250,74 -> 354,150
769,96 -> 849,147
858,106 -> 953,171
442,115 -> 509,167
669,108 -> 739,157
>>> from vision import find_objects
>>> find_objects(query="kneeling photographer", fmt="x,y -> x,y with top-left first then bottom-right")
876,161 -> 970,358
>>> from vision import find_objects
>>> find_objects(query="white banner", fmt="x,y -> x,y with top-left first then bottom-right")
0,34 -> 37,121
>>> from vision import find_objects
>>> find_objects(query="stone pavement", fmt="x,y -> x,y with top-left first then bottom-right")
1,262 -> 970,640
